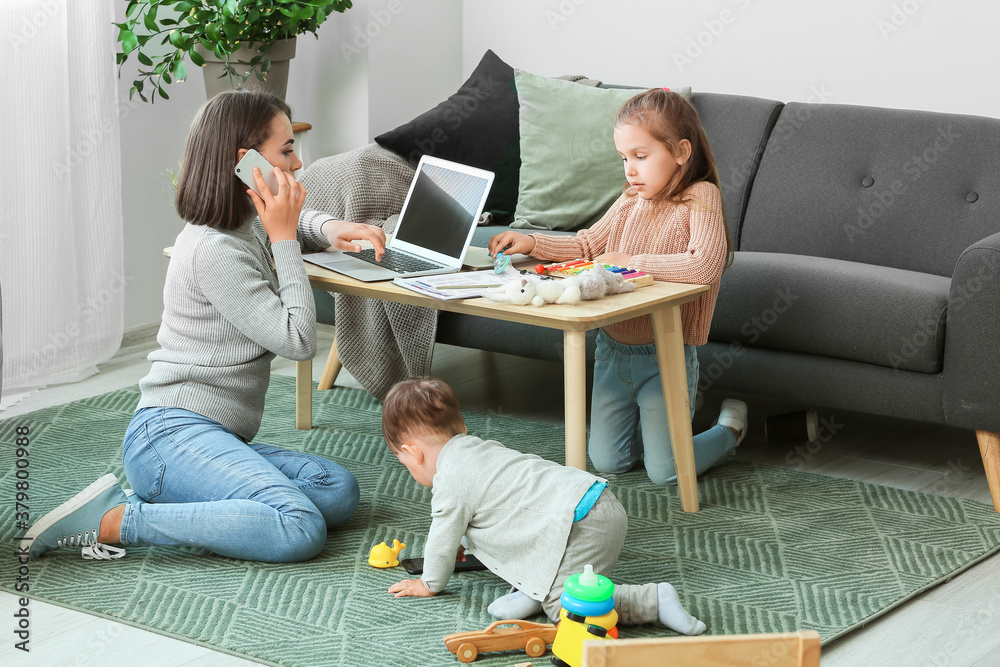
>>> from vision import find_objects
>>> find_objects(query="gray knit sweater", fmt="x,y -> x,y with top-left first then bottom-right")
422,434 -> 602,599
137,211 -> 332,441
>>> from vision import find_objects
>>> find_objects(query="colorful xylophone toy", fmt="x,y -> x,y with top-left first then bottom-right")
534,259 -> 655,287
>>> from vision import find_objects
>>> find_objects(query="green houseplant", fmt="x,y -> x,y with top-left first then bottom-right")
116,0 -> 352,102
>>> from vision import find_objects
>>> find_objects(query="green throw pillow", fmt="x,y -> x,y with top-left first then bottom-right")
512,69 -> 690,231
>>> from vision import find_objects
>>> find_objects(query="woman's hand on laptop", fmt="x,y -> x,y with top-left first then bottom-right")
488,231 -> 536,257
321,220 -> 387,260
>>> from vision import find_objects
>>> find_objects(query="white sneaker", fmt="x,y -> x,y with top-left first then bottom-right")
717,399 -> 748,447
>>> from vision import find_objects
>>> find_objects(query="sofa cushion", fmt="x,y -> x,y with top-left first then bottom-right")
709,252 -> 950,373
374,50 -> 520,224
740,103 -> 1000,277
511,71 -> 690,232
687,92 -> 783,245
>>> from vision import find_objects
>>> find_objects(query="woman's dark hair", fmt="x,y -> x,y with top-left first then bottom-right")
175,89 -> 292,230
616,88 -> 734,269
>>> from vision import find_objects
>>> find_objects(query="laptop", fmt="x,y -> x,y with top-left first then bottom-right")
303,155 -> 494,282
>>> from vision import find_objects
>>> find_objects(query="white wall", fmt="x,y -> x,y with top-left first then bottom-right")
119,0 -> 462,328
120,0 -> 1000,329
462,0 -> 1000,118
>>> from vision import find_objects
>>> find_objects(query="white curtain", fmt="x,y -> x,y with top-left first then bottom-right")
0,0 -> 124,402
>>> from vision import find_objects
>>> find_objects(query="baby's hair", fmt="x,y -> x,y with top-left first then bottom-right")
616,88 -> 734,269
175,89 -> 292,230
382,376 -> 466,452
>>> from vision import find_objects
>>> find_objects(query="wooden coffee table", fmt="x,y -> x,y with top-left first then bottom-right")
301,261 -> 709,512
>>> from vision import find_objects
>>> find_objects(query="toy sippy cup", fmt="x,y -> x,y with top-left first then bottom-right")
493,250 -> 513,274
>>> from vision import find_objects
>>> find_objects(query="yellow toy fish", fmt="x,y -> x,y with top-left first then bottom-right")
368,539 -> 406,568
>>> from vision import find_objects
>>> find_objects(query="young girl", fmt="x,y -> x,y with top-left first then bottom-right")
23,90 -> 386,563
489,89 -> 747,486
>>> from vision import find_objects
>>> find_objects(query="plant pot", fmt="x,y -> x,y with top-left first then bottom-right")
197,37 -> 297,101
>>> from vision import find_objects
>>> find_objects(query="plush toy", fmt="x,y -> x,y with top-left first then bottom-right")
531,277 -> 581,306
483,266 -> 634,307
576,266 -> 636,299
482,277 -> 538,305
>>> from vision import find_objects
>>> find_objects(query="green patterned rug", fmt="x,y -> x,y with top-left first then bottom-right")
3,377 -> 1000,666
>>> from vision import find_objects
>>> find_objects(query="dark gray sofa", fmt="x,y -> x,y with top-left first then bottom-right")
315,92 -> 1000,510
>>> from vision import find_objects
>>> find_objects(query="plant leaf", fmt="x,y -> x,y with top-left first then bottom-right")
137,51 -> 153,67
144,6 -> 158,32
121,30 -> 138,55
173,59 -> 188,81
189,49 -> 206,67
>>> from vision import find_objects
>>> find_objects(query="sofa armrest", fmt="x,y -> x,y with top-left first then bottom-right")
943,231 -> 1000,431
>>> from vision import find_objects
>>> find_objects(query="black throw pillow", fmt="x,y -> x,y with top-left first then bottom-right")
374,49 -> 520,224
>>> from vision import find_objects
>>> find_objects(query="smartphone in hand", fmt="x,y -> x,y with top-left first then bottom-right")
235,148 -> 280,197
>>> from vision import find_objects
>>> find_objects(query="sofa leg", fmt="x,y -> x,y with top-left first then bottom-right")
318,338 -> 342,391
976,430 -> 1000,513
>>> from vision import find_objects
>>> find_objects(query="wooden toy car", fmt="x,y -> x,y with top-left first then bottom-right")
443,619 -> 558,663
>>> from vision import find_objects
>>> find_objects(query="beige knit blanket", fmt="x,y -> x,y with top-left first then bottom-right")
299,143 -> 434,400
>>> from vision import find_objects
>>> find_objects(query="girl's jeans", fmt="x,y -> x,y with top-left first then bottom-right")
588,332 -> 737,485
120,407 -> 360,562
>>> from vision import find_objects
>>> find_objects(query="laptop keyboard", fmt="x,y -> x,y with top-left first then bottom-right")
344,247 -> 443,274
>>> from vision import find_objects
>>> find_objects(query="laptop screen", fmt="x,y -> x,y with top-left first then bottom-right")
393,163 -> 492,259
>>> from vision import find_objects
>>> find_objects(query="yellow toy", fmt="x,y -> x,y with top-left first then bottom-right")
368,539 -> 406,568
550,564 -> 617,667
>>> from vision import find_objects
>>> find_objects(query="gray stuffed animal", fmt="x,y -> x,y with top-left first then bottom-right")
575,265 -> 637,299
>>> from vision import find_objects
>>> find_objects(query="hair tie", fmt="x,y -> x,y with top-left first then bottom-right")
662,87 -> 671,91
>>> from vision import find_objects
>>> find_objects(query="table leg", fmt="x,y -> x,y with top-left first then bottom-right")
651,307 -> 700,512
319,337 -> 342,390
296,359 -> 312,430
564,329 -> 588,469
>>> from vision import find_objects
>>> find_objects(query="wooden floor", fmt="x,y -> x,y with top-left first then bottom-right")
2,324 -> 999,666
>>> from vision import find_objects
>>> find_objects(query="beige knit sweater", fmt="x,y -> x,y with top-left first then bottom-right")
530,181 -> 727,345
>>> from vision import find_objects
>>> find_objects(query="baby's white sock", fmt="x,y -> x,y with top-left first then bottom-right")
657,582 -> 706,635
487,590 -> 543,619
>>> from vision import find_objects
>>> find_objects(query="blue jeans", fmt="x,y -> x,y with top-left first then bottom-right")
120,407 -> 360,562
588,332 -> 737,485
